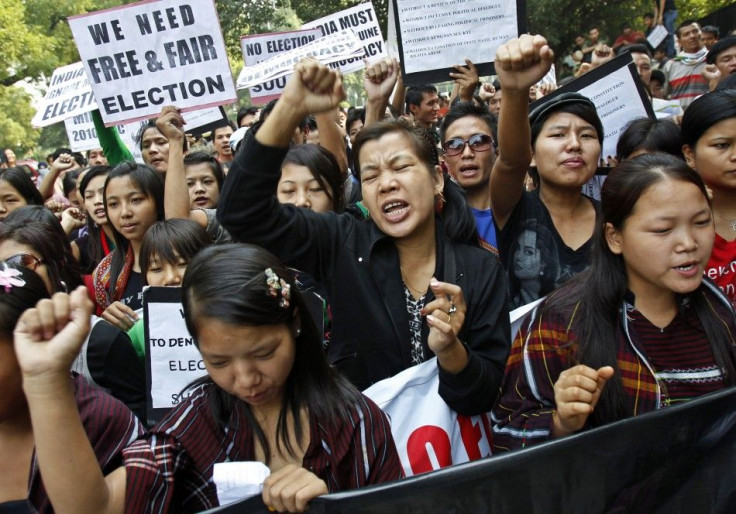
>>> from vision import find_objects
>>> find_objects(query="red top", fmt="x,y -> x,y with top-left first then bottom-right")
705,233 -> 736,309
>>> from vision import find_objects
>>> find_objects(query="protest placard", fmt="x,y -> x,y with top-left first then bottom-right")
647,24 -> 668,50
390,0 -> 525,85
240,29 -> 322,105
143,286 -> 205,424
32,62 -> 98,128
64,106 -> 225,157
531,53 -> 655,164
236,30 -> 363,90
303,2 -> 387,74
68,0 -> 236,127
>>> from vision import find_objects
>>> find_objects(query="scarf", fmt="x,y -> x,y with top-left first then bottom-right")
674,47 -> 707,67
93,245 -> 134,312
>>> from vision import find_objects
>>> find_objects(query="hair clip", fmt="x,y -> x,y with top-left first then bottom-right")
0,268 -> 25,293
265,268 -> 291,309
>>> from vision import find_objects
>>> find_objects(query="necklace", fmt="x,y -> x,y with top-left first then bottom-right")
400,267 -> 429,297
715,211 -> 736,232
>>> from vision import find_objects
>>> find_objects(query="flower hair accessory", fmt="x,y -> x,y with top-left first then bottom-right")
0,268 -> 25,293
265,268 -> 291,309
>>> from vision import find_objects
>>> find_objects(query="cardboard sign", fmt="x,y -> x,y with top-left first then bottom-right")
531,53 -> 655,163
240,29 -> 322,105
303,2 -> 387,74
68,0 -> 236,126
236,29 -> 363,90
390,0 -> 525,85
143,286 -> 205,424
32,62 -> 98,127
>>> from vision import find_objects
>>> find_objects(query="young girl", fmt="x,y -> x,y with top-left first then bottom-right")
278,144 -> 345,213
127,218 -> 211,360
91,162 -> 164,329
15,244 -> 402,513
492,153 -> 736,452
77,165 -> 116,274
184,152 -> 224,210
682,90 -> 736,309
0,265 -> 143,512
0,168 -> 43,222
490,36 -> 601,309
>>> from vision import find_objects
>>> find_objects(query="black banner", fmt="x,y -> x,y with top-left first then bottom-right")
203,387 -> 736,513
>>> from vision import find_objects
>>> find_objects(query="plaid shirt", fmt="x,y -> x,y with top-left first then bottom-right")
123,383 -> 403,513
492,281 -> 736,452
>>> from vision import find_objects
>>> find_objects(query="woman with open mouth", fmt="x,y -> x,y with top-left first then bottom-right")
217,58 -> 511,417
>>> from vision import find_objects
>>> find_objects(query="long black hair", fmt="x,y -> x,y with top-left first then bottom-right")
79,165 -> 113,272
0,217 -> 83,293
541,153 -> 736,427
353,120 -> 478,246
615,117 -> 683,161
0,167 -> 43,206
681,90 -> 736,149
103,162 -> 164,302
182,244 -> 359,463
0,263 -> 49,339
282,145 -> 345,213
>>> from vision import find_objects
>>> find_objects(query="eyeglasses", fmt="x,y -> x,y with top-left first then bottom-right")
442,134 -> 495,157
5,253 -> 44,271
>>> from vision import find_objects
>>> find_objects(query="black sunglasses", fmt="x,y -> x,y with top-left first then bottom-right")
442,134 -> 494,157
5,253 -> 44,271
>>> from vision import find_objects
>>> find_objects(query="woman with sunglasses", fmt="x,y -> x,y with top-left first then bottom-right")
0,220 -> 82,295
439,101 -> 499,253
217,59 -> 511,416
490,36 -> 602,309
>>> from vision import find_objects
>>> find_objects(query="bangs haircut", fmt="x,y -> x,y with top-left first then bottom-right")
140,219 -> 211,284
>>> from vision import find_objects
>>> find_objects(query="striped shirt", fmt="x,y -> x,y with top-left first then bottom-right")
492,285 -> 736,452
28,374 -> 145,512
123,383 -> 403,513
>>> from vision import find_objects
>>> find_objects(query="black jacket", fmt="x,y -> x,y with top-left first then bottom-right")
218,137 -> 511,415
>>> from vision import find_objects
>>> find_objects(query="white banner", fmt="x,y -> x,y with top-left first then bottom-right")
241,29 -> 322,105
32,62 -> 98,128
64,112 -> 102,152
363,302 -> 539,476
303,2 -> 386,74
236,30 -> 364,90
68,0 -> 236,126
647,24 -> 668,50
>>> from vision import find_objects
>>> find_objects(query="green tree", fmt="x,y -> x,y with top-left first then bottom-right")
0,86 -> 40,153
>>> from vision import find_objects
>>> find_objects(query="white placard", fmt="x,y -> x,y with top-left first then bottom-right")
647,24 -> 668,50
68,0 -> 236,126
64,112 -> 103,152
236,30 -> 364,90
394,0 -> 518,79
145,289 -> 205,410
581,63 -> 651,161
241,29 -> 322,105
303,2 -> 387,74
32,62 -> 98,128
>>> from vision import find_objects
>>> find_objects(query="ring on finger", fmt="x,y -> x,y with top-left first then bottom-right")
448,303 -> 457,315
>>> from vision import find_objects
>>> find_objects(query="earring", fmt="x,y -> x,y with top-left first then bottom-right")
435,190 -> 446,214
296,327 -> 301,336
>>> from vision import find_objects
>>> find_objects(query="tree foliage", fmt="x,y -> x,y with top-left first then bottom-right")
0,86 -> 39,152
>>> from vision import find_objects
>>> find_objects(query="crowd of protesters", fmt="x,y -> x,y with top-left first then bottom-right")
1,6 -> 736,513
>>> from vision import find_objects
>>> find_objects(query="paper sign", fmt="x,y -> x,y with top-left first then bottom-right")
68,0 -> 236,126
64,112 -> 103,152
240,29 -> 322,105
647,24 -> 668,50
303,2 -> 387,74
32,62 -> 98,127
391,0 -> 524,85
144,286 -> 205,424
236,30 -> 364,90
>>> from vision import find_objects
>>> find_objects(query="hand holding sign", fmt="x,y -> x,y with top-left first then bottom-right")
14,287 -> 93,383
155,106 -> 186,145
495,35 -> 554,93
552,364 -> 614,437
